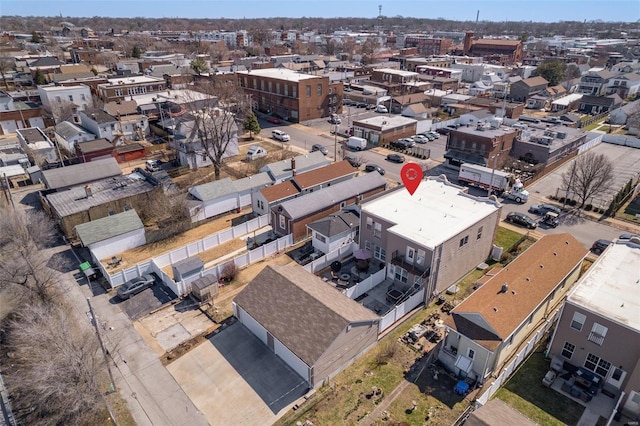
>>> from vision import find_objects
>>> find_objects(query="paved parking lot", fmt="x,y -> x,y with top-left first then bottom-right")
115,282 -> 177,320
167,321 -> 308,426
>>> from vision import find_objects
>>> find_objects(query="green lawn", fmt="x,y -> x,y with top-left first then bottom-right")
495,351 -> 584,426
494,226 -> 525,251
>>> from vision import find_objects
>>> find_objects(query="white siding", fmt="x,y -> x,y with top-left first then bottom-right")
88,228 -> 146,260
236,307 -> 268,344
238,190 -> 252,207
203,193 -> 238,218
274,339 -> 310,384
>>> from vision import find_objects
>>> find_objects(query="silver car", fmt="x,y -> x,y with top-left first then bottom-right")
117,274 -> 156,300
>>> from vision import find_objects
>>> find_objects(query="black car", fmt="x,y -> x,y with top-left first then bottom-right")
311,144 -> 328,155
591,239 -> 612,254
117,274 -> 156,300
505,212 -> 537,229
344,155 -> 362,168
386,153 -> 405,163
356,102 -> 367,108
390,139 -> 414,149
365,163 -> 385,175
528,204 -> 561,215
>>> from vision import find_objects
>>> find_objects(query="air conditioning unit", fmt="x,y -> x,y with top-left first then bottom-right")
557,132 -> 567,139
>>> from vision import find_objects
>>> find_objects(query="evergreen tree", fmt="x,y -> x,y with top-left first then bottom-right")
243,111 -> 261,139
34,69 -> 47,85
131,45 -> 142,58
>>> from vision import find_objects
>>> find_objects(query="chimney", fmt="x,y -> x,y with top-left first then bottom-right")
291,157 -> 296,176
464,31 -> 474,54
84,184 -> 92,197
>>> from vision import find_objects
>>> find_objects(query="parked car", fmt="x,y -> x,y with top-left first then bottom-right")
311,144 -> 328,155
619,233 -> 640,241
117,274 -> 156,300
328,116 -> 342,125
386,153 -> 405,163
426,131 -> 440,139
412,134 -> 430,144
343,99 -> 355,105
344,155 -> 363,168
145,159 -> 162,172
366,104 -> 376,110
267,117 -> 281,124
365,163 -> 385,175
390,138 -> 415,149
505,212 -> 538,229
591,239 -> 612,254
540,212 -> 560,228
528,204 -> 562,215
356,102 -> 367,108
375,105 -> 388,113
272,129 -> 290,142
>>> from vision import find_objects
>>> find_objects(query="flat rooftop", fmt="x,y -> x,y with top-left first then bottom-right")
374,68 -> 420,77
355,115 -> 417,130
567,240 -> 640,331
362,176 -> 500,250
451,125 -> 517,139
236,68 -> 319,82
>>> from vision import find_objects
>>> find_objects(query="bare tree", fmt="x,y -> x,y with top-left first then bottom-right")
0,207 -> 61,304
4,302 -> 107,426
562,152 -> 614,209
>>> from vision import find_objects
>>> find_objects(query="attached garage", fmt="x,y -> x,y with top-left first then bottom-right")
233,265 -> 380,388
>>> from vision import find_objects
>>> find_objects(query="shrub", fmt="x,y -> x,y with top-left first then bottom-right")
558,197 -> 565,204
220,262 -> 238,282
569,199 -> 577,206
585,204 -> 593,211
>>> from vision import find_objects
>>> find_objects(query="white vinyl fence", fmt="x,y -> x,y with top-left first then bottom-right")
474,308 -> 561,407
578,133 -> 603,154
378,288 -> 425,333
343,268 -> 386,300
303,242 -> 358,273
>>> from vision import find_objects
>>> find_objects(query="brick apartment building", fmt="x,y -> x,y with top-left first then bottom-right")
445,123 -> 519,167
97,76 -> 166,102
403,36 -> 453,56
237,68 -> 343,121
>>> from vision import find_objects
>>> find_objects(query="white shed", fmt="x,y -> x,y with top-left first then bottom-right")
75,209 -> 145,261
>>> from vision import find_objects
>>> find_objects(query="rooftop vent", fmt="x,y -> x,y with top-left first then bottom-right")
501,283 -> 509,293
493,307 -> 498,312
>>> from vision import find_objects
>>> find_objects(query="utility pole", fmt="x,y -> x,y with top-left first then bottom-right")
487,153 -> 500,198
334,124 -> 339,161
86,298 -> 116,393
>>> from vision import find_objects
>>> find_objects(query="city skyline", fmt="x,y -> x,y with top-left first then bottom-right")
2,0 -> 639,23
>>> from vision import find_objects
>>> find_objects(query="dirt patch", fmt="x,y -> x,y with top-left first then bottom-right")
104,210 -> 253,270
160,238 -> 246,279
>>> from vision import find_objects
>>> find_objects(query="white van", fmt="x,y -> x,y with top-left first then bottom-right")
272,129 -> 290,142
246,145 -> 267,161
346,136 -> 367,151
375,105 -> 388,113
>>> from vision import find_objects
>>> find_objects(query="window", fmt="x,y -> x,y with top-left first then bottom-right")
612,368 -> 623,381
459,235 -> 469,247
276,82 -> 280,94
292,86 -> 297,97
115,89 -> 123,97
468,348 -> 475,359
68,95 -> 73,101
588,323 -> 608,345
317,84 -> 322,96
315,233 -> 326,243
394,266 -> 408,283
340,201 -> 346,208
268,82 -> 272,92
364,240 -> 371,251
284,85 -> 289,96
81,94 -> 86,101
406,247 -> 414,262
374,246 -> 386,262
477,226 -> 483,240
306,85 -> 311,97
561,342 -> 575,359
279,214 -> 285,229
373,222 -> 382,238
416,249 -> 425,265
414,275 -> 422,286
260,81 -> 264,91
584,353 -> 611,377
123,204 -> 131,211
571,311 -> 586,331
140,86 -> 146,94
108,210 -> 116,216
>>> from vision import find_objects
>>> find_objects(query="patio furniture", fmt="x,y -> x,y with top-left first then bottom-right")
542,370 -> 557,387
454,380 -> 469,395
340,273 -> 351,282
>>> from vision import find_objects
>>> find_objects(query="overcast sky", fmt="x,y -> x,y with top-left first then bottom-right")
2,0 -> 639,22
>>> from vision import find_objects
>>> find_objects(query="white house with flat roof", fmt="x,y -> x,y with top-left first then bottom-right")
359,175 -> 502,301
547,237 -> 640,418
38,84 -> 93,120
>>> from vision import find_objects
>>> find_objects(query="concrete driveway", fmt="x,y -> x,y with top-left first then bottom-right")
167,321 -> 308,426
114,282 -> 177,320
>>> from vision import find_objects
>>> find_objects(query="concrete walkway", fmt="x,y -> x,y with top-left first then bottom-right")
577,407 -> 602,426
359,379 -> 412,426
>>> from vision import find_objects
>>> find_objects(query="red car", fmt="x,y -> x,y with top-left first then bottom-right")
267,117 -> 281,124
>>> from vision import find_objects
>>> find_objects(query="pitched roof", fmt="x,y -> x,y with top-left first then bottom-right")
28,57 -> 64,67
292,160 -> 356,190
76,138 -> 114,154
55,121 -> 94,140
104,100 -> 139,116
473,38 -> 521,47
260,180 -> 299,202
279,172 -> 386,219
234,265 -> 379,366
260,151 -> 330,180
444,233 -> 588,351
75,209 -> 143,246
520,76 -> 548,87
189,172 -> 272,202
306,211 -> 359,237
82,108 -> 117,124
41,157 -> 122,190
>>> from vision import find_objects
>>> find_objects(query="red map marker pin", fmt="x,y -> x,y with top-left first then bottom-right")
401,163 -> 422,195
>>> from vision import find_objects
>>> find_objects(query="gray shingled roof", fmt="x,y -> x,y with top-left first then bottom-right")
189,172 -> 273,202
75,209 -> 143,246
82,108 -> 117,124
55,121 -> 94,141
279,172 -> 386,219
230,172 -> 273,193
260,151 -> 329,181
234,265 -> 379,366
42,157 -> 122,190
306,211 -> 359,237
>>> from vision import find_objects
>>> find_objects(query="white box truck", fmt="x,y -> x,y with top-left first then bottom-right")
458,163 -> 529,203
346,136 -> 367,151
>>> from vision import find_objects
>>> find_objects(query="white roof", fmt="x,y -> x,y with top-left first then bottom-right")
361,176 -> 501,249
551,93 -> 584,106
355,115 -> 417,130
102,76 -> 164,86
375,68 -> 420,78
130,89 -> 215,106
236,68 -> 319,82
567,240 -> 640,332
39,84 -> 88,92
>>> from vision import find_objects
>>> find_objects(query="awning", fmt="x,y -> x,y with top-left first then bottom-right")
455,355 -> 473,373
444,150 -> 488,166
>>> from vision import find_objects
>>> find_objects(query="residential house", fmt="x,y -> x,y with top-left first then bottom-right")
547,238 -> 640,416
187,172 -> 272,222
438,234 -> 588,383
172,109 -> 239,170
0,134 -> 29,168
75,138 -> 114,162
306,210 -> 359,254
359,176 -> 501,300
368,68 -> 420,97
550,93 -> 584,113
26,56 -> 65,82
465,97 -> 525,119
0,91 -> 47,134
252,160 -> 357,217
97,76 -> 166,103
237,68 -> 343,121
40,157 -> 122,191
445,123 -> 518,167
38,84 -> 93,121
401,103 -> 430,119
606,73 -> 640,99
352,115 -> 417,146
75,209 -> 146,262
42,170 -> 161,239
385,92 -> 430,115
79,108 -> 119,141
104,100 -> 139,118
271,172 -> 386,241
576,69 -> 616,96
259,151 -> 329,183
233,264 -> 380,389
511,125 -> 587,165
526,85 -> 567,110
54,121 -> 96,152
509,76 -> 549,102
608,100 -> 640,126
16,127 -> 57,164
577,94 -> 623,115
